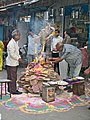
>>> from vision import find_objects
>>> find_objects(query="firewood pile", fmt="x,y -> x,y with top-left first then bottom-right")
17,62 -> 60,93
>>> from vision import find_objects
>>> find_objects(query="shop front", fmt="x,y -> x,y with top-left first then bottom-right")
64,4 -> 89,47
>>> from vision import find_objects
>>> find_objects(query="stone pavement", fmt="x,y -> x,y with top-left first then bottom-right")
0,105 -> 90,120
0,68 -> 90,120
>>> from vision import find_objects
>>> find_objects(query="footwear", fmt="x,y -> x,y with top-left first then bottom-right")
16,90 -> 21,92
64,86 -> 71,90
68,88 -> 73,92
11,91 -> 22,94
6,91 -> 10,94
87,104 -> 90,110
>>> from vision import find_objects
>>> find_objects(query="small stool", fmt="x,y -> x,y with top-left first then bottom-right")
72,81 -> 85,96
0,79 -> 11,99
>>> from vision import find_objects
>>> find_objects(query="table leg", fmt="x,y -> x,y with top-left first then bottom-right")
5,83 -> 6,95
8,82 -> 11,98
1,83 -> 2,99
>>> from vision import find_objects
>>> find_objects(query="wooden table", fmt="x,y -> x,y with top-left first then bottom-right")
0,79 -> 11,99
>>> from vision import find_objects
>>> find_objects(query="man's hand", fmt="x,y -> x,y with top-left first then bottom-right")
47,58 -> 55,61
84,67 -> 90,75
52,58 -> 60,63
48,57 -> 63,63
18,58 -> 24,63
53,48 -> 57,51
47,57 -> 60,63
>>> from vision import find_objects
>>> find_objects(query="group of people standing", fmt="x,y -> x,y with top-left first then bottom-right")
27,26 -> 87,81
2,24 -> 87,95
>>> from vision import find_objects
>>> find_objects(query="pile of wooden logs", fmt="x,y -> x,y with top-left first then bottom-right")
17,62 -> 60,93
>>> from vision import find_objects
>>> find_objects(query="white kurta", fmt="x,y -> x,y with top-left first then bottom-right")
6,38 -> 21,66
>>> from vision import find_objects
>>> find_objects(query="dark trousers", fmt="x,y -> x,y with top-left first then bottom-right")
52,52 -> 60,75
7,65 -> 18,93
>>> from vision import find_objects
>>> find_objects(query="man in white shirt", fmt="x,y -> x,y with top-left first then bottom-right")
6,29 -> 23,94
51,29 -> 63,75
27,30 -> 42,63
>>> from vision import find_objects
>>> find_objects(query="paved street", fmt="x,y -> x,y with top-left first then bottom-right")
0,68 -> 90,120
0,105 -> 90,120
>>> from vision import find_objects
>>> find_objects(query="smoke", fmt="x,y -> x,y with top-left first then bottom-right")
29,14 -> 55,35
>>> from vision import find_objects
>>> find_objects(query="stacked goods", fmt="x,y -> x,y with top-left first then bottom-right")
17,62 -> 60,93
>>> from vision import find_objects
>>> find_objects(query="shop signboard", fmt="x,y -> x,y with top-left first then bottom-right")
65,4 -> 88,16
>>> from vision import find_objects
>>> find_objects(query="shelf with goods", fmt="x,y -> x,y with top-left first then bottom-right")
69,18 -> 88,47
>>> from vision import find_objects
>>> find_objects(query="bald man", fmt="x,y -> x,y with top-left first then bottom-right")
48,42 -> 83,78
